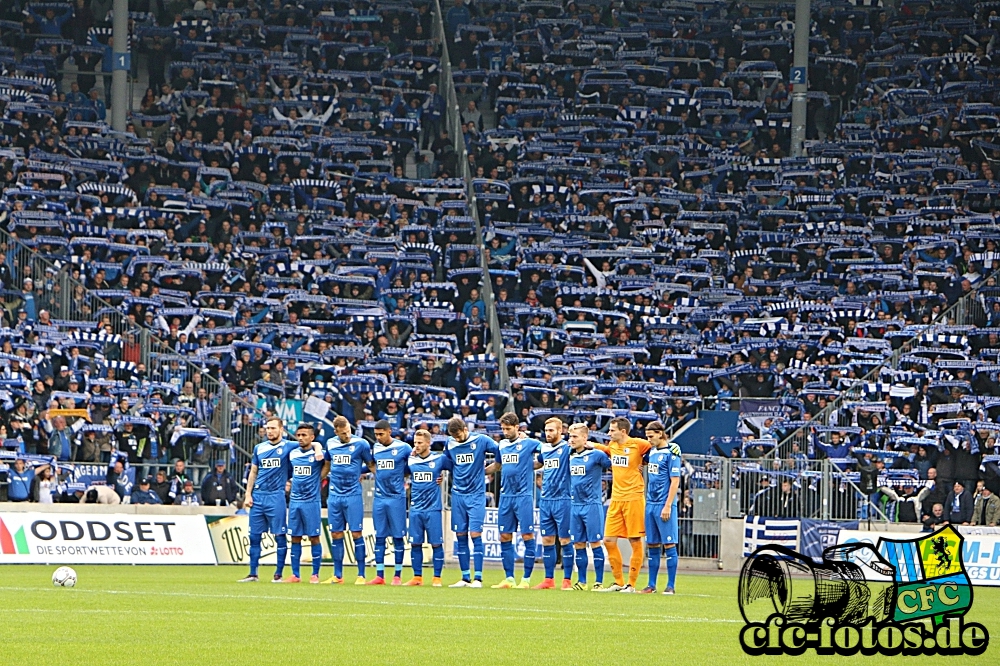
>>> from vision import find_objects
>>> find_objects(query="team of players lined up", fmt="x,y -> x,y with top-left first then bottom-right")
238,413 -> 682,594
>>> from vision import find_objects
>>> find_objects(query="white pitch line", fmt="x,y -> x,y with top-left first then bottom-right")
0,586 -> 742,624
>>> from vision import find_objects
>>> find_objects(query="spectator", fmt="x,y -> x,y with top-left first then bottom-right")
150,470 -> 172,504
130,478 -> 163,505
34,466 -> 57,504
201,460 -> 239,506
6,459 -> 48,502
177,480 -> 201,506
971,486 -> 1000,527
105,460 -> 132,501
46,416 -> 75,461
944,481 -> 974,525
84,485 -> 121,504
922,503 -> 947,530
169,459 -> 190,504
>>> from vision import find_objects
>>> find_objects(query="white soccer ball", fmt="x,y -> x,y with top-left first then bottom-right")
52,567 -> 77,588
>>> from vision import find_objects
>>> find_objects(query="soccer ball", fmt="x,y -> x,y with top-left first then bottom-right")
52,567 -> 77,588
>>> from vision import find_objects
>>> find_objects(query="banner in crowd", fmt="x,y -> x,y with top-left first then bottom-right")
0,513 -> 215,564
62,463 -> 135,490
742,516 -> 799,557
255,398 -> 303,425
838,527 -> 1000,587
799,519 -> 859,560
737,399 -> 791,438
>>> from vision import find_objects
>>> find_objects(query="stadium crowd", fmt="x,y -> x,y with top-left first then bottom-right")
0,0 -> 998,525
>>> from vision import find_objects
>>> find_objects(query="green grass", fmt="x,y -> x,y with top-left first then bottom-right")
1,566 -> 998,665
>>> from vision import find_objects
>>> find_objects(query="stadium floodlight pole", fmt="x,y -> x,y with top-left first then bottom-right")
790,0 -> 810,157
110,0 -> 129,131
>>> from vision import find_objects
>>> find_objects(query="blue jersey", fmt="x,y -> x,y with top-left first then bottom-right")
408,451 -> 453,511
289,445 -> 324,503
325,435 -> 373,497
373,439 -> 412,498
569,449 -> 610,505
498,437 -> 541,497
536,440 -> 571,500
646,446 -> 682,505
251,439 -> 296,495
444,432 -> 499,496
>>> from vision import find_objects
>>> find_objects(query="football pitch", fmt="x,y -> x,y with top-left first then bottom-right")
2,566 -> 998,665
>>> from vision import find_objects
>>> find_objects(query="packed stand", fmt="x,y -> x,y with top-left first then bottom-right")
0,0 -> 507,502
444,0 -> 1000,519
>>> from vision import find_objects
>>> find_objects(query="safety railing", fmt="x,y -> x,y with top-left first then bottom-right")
432,0 -> 512,410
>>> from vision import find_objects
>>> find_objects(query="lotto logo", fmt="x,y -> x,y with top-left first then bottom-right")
611,455 -> 629,467
413,472 -> 433,483
376,459 -> 395,470
648,463 -> 660,475
570,465 -> 585,476
543,458 -> 559,469
332,454 -> 351,465
501,453 -> 519,465
293,465 -> 312,476
260,458 -> 281,469
455,453 -> 474,465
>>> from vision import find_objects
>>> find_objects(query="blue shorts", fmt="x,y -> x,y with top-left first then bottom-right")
328,494 -> 364,533
409,509 -> 443,545
373,496 -> 407,539
451,493 -> 486,533
249,492 -> 287,537
570,504 -> 605,544
539,498 -> 571,539
645,502 -> 679,545
288,500 -> 321,537
498,495 -> 534,535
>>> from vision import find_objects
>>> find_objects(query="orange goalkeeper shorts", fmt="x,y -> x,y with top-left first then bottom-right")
604,499 -> 645,538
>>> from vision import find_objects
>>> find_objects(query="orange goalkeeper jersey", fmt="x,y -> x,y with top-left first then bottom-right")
593,437 -> 651,500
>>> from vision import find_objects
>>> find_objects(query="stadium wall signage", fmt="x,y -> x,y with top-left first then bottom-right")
739,526 -> 989,656
0,513 -> 216,564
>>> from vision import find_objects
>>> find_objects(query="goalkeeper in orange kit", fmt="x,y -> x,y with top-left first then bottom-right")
593,416 -> 678,593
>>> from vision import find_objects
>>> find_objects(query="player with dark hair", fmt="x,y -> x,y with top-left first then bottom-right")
443,416 -> 500,587
491,412 -> 542,589
640,421 -> 681,595
369,419 -> 412,586
283,422 -> 329,583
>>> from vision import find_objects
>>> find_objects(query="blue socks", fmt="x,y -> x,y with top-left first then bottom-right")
456,535 -> 470,581
393,537 -> 405,577
647,545 -> 662,589
311,543 -> 322,577
561,542 -> 574,581
332,537 -> 345,579
353,536 -> 366,578
432,545 -> 444,578
593,545 -> 605,584
375,538 -> 386,578
501,539 -> 515,578
575,547 -> 589,584
291,542 -> 302,578
665,545 -> 678,590
274,534 -> 287,578
543,544 -> 557,579
249,533 -> 262,577
522,538 -> 535,578
411,543 -> 424,577
472,535 -> 484,581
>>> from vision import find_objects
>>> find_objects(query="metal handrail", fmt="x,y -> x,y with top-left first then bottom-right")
431,0 -> 512,411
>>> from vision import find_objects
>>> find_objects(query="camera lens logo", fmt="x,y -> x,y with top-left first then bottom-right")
738,526 -> 989,656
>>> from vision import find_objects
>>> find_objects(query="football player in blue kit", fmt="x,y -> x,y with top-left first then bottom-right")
491,412 -> 542,589
238,417 -> 323,583
443,416 -> 500,588
640,421 -> 682,595
369,420 -> 412,586
567,423 -> 610,591
325,415 -> 375,585
404,428 -> 451,586
281,423 -> 329,583
534,417 -> 574,590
